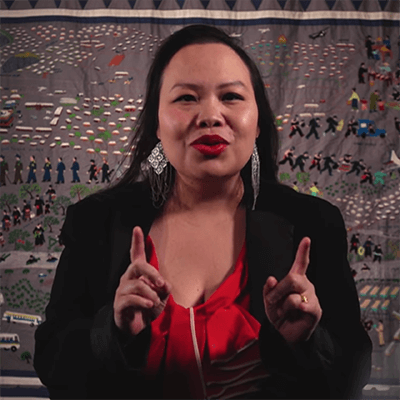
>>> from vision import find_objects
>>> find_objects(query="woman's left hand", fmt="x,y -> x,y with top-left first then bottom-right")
263,237 -> 322,344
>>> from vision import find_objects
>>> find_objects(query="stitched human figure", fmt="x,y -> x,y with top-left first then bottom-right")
363,236 -> 374,258
0,155 -> 9,187
320,154 -> 337,176
309,152 -> 322,171
87,159 -> 99,184
369,90 -> 379,113
345,117 -> 358,138
33,223 -> 45,246
56,157 -> 66,184
35,195 -> 45,216
42,157 -> 52,182
374,169 -> 387,185
358,62 -> 368,83
71,157 -> 80,183
22,200 -> 31,221
349,233 -> 360,254
348,88 -> 360,111
12,206 -> 21,226
346,159 -> 366,176
292,151 -> 309,172
306,117 -> 321,139
323,115 -> 338,136
101,158 -> 111,183
26,155 -> 37,183
289,115 -> 304,138
373,245 -> 383,263
278,147 -> 296,168
13,154 -> 23,184
2,210 -> 11,232
360,167 -> 373,185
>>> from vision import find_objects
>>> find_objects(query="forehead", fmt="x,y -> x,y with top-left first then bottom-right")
162,43 -> 252,85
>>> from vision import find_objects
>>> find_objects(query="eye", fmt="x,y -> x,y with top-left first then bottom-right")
222,92 -> 244,101
174,94 -> 197,102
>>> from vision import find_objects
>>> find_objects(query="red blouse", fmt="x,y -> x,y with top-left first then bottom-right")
143,236 -> 270,399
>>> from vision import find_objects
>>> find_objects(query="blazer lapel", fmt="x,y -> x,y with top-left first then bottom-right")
105,194 -> 158,297
246,209 -> 295,323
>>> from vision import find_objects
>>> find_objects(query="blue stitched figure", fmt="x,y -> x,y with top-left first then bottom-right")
71,157 -> 80,183
42,157 -> 52,182
26,155 -> 37,183
56,157 -> 66,184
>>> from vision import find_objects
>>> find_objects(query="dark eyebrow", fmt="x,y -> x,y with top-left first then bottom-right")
170,81 -> 246,91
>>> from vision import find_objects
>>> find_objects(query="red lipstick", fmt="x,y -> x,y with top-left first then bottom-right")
191,135 -> 228,156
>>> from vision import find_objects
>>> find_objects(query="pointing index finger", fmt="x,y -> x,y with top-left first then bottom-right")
130,226 -> 146,263
290,237 -> 311,275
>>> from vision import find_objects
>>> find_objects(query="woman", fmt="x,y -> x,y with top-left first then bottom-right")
34,25 -> 371,399
348,88 -> 360,111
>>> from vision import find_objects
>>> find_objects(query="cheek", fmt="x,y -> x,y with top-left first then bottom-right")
235,107 -> 259,139
233,107 -> 258,163
158,107 -> 189,141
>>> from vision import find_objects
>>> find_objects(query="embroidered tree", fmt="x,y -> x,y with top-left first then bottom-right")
51,195 -> 72,216
19,183 -> 41,200
8,229 -> 33,251
21,351 -> 32,364
70,184 -> 90,202
279,172 -> 291,183
296,172 -> 310,186
0,193 -> 19,213
43,216 -> 60,233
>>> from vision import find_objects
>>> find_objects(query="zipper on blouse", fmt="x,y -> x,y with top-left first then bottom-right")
189,307 -> 208,399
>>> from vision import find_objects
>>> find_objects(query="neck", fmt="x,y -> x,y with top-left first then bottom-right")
166,173 -> 244,215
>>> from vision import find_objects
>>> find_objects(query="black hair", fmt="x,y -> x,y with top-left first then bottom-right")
109,24 -> 279,205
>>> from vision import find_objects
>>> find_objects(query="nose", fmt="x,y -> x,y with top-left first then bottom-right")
196,98 -> 224,128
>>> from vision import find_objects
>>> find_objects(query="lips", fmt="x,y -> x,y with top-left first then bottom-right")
191,135 -> 229,145
191,135 -> 229,156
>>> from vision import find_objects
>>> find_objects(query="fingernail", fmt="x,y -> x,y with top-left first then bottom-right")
156,279 -> 164,287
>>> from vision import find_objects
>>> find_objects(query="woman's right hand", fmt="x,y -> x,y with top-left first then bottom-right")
113,226 -> 171,337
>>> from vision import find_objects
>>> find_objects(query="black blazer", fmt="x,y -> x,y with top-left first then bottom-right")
34,181 -> 372,399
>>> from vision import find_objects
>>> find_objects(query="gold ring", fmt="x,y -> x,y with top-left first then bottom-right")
300,295 -> 308,303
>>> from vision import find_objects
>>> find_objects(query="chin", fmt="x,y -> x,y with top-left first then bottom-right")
173,156 -> 246,182
192,166 -> 241,182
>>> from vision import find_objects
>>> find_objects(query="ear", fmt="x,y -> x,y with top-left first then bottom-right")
256,126 -> 260,139
156,126 -> 160,140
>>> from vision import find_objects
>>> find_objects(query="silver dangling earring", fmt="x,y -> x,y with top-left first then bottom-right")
147,141 -> 168,175
251,142 -> 260,211
146,141 -> 172,207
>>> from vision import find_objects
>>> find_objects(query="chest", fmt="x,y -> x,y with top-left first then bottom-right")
149,213 -> 246,308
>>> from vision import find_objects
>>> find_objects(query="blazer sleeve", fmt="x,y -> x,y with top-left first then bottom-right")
258,202 -> 372,399
33,200 -> 152,399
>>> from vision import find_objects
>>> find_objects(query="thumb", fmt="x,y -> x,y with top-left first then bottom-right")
130,226 -> 146,263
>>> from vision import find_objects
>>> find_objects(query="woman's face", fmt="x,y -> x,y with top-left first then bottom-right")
157,43 -> 259,182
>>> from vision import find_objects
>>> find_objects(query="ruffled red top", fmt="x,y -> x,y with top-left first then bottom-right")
143,236 -> 270,399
